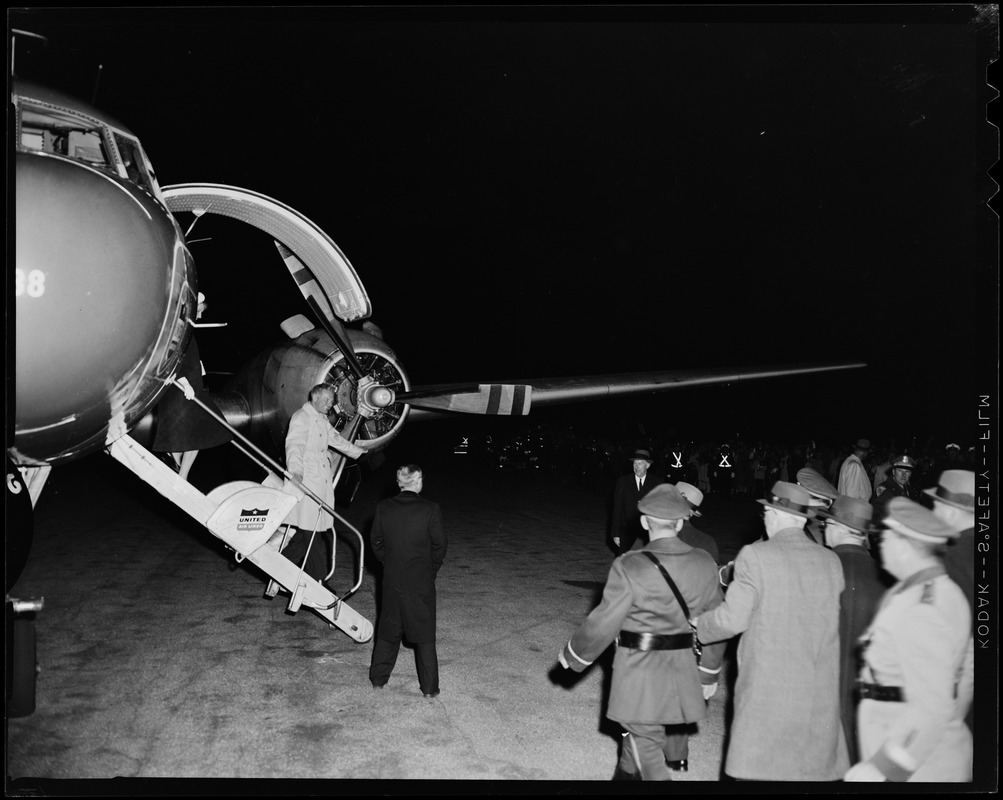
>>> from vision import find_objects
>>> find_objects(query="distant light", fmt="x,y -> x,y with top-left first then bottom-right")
760,130 -> 765,135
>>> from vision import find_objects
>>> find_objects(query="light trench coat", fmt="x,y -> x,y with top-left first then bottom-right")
697,527 -> 849,781
284,402 -> 363,530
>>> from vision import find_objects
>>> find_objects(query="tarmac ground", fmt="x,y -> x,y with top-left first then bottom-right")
7,431 -> 773,793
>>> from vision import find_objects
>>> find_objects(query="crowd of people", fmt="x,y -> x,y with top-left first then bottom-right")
156,367 -> 979,783
558,439 -> 977,782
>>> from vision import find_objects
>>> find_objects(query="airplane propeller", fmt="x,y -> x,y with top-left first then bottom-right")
305,295 -> 367,382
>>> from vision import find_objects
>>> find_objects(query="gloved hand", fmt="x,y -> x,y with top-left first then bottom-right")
702,682 -> 718,700
176,377 -> 195,401
612,537 -> 620,548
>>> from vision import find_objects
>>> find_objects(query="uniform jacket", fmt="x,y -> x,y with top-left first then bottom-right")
371,491 -> 447,642
856,568 -> 972,781
610,471 -> 665,551
838,454 -> 873,501
284,402 -> 364,530
562,536 -> 725,725
696,527 -> 849,780
834,543 -> 892,762
871,477 -> 919,515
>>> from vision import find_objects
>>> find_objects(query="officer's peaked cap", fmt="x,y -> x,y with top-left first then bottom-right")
796,467 -> 838,503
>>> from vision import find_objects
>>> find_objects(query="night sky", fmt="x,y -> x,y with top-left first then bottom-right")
9,6 -> 998,449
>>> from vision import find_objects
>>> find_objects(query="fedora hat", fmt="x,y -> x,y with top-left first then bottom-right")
818,495 -> 876,534
853,438 -> 871,451
923,469 -> 975,511
637,484 -> 691,521
758,481 -> 817,519
629,448 -> 654,463
674,482 -> 703,517
884,496 -> 959,542
796,467 -> 838,504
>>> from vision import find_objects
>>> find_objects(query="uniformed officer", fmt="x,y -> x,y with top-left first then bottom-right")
557,484 -> 725,781
845,496 -> 973,782
871,454 -> 919,511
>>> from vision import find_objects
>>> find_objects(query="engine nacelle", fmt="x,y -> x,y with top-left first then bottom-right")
219,329 -> 411,457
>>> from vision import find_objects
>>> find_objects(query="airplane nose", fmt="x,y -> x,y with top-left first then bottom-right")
15,153 -> 189,462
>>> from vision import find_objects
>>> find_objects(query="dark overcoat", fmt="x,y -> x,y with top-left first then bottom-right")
151,337 -> 231,452
833,543 -> 891,762
697,527 -> 849,780
564,537 -> 726,725
678,520 -> 720,563
610,471 -> 665,552
372,491 -> 447,643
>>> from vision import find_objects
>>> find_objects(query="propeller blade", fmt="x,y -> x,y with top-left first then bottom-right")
306,295 -> 367,380
402,384 -> 533,416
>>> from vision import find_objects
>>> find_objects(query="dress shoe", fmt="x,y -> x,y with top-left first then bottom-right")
666,758 -> 688,772
422,689 -> 440,698
611,764 -> 641,781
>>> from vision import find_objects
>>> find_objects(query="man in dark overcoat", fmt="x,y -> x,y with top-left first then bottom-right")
369,464 -> 447,697
819,494 -> 892,763
696,481 -> 849,781
610,448 -> 664,554
675,482 -> 720,563
559,484 -> 726,781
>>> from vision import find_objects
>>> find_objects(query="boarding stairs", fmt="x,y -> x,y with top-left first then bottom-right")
104,384 -> 373,643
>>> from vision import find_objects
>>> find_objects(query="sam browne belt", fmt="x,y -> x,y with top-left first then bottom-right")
856,682 -> 904,702
617,631 -> 694,651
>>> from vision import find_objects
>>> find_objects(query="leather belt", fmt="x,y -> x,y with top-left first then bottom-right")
617,631 -> 693,651
856,682 -> 904,702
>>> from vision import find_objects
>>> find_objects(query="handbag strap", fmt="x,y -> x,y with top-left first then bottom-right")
642,551 -> 691,620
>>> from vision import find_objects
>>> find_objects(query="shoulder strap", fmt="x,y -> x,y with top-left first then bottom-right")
641,551 -> 690,619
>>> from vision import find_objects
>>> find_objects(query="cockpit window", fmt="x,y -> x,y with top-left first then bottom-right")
113,133 -> 157,194
19,104 -> 113,166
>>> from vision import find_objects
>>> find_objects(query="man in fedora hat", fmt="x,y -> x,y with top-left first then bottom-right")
838,438 -> 873,501
675,482 -> 720,563
558,484 -> 725,781
797,466 -> 839,546
695,481 -> 848,780
845,497 -> 972,782
924,470 -> 976,615
818,495 -> 892,763
610,448 -> 665,555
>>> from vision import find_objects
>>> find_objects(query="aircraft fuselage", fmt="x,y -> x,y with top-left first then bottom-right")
12,80 -> 195,466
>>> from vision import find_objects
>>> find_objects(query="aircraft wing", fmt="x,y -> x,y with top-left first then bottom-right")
403,361 -> 865,419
